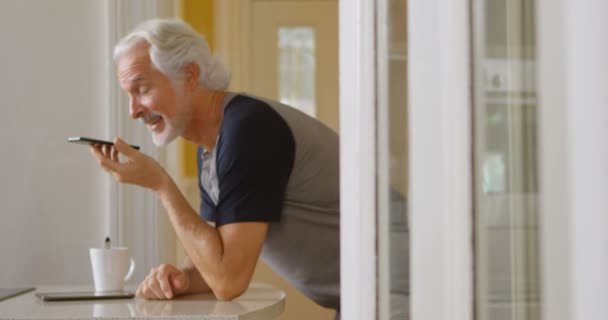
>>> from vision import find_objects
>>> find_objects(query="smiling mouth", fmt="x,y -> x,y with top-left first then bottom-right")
142,113 -> 163,132
143,113 -> 161,124
150,116 -> 162,126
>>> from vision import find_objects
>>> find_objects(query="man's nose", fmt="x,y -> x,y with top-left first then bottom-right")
129,97 -> 144,119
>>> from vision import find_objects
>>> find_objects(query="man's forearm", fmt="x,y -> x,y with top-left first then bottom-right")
180,256 -> 212,295
154,176 -> 246,299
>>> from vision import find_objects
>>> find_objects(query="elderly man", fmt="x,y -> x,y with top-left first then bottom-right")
90,18 -> 341,315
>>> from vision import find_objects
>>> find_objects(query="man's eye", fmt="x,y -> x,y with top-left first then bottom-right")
139,87 -> 150,94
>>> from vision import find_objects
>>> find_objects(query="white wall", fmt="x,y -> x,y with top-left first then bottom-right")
0,0 -> 110,286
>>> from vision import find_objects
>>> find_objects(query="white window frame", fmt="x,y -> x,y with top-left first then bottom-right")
538,0 -> 608,319
340,0 -> 472,319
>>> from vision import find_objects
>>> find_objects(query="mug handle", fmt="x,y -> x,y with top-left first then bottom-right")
124,258 -> 136,282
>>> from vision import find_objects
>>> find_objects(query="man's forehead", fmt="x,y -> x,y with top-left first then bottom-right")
117,48 -> 153,82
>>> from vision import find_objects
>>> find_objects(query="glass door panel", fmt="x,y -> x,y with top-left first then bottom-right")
472,0 -> 541,319
377,0 -> 409,319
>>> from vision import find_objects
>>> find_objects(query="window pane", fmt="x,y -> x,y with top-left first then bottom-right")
278,27 -> 316,117
377,0 -> 409,318
472,0 -> 541,319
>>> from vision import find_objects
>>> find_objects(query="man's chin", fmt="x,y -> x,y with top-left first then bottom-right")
152,132 -> 179,147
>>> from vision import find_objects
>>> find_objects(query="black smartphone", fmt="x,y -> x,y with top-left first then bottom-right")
67,137 -> 140,150
35,291 -> 135,301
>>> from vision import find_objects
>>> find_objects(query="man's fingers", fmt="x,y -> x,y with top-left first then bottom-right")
156,272 -> 174,299
171,271 -> 189,293
145,269 -> 165,300
146,276 -> 164,300
136,265 -> 185,300
136,283 -> 145,297
136,277 -> 153,299
114,137 -> 138,159
111,147 -> 119,162
102,144 -> 113,158
99,155 -> 122,173
90,145 -> 123,173
90,145 -> 108,162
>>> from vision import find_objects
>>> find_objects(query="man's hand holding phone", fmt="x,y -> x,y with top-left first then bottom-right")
89,137 -> 169,192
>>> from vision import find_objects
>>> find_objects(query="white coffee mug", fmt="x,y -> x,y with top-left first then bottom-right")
90,247 -> 135,292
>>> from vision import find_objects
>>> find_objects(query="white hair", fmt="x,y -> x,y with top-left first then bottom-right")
113,18 -> 230,90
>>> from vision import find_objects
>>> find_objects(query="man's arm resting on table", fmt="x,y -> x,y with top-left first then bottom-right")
155,176 -> 268,301
180,255 -> 211,295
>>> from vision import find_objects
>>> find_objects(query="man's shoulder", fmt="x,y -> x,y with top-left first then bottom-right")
218,94 -> 295,150
221,95 -> 282,131
224,94 -> 273,117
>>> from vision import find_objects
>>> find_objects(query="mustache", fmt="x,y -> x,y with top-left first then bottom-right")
141,112 -> 162,124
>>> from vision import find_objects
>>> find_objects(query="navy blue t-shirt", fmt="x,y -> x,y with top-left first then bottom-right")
197,95 -> 296,227
195,93 -> 345,309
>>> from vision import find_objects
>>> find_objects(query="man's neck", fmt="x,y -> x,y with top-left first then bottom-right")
182,88 -> 226,150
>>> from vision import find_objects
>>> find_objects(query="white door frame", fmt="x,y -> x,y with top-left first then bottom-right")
341,0 -> 472,318
104,0 -> 177,283
339,0 -> 377,318
538,0 -> 608,319
407,0 -> 473,319
344,0 -> 608,319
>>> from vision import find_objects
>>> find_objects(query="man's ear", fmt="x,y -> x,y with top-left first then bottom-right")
183,63 -> 200,89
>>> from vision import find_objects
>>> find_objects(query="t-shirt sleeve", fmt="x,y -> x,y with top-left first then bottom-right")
201,97 -> 296,227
